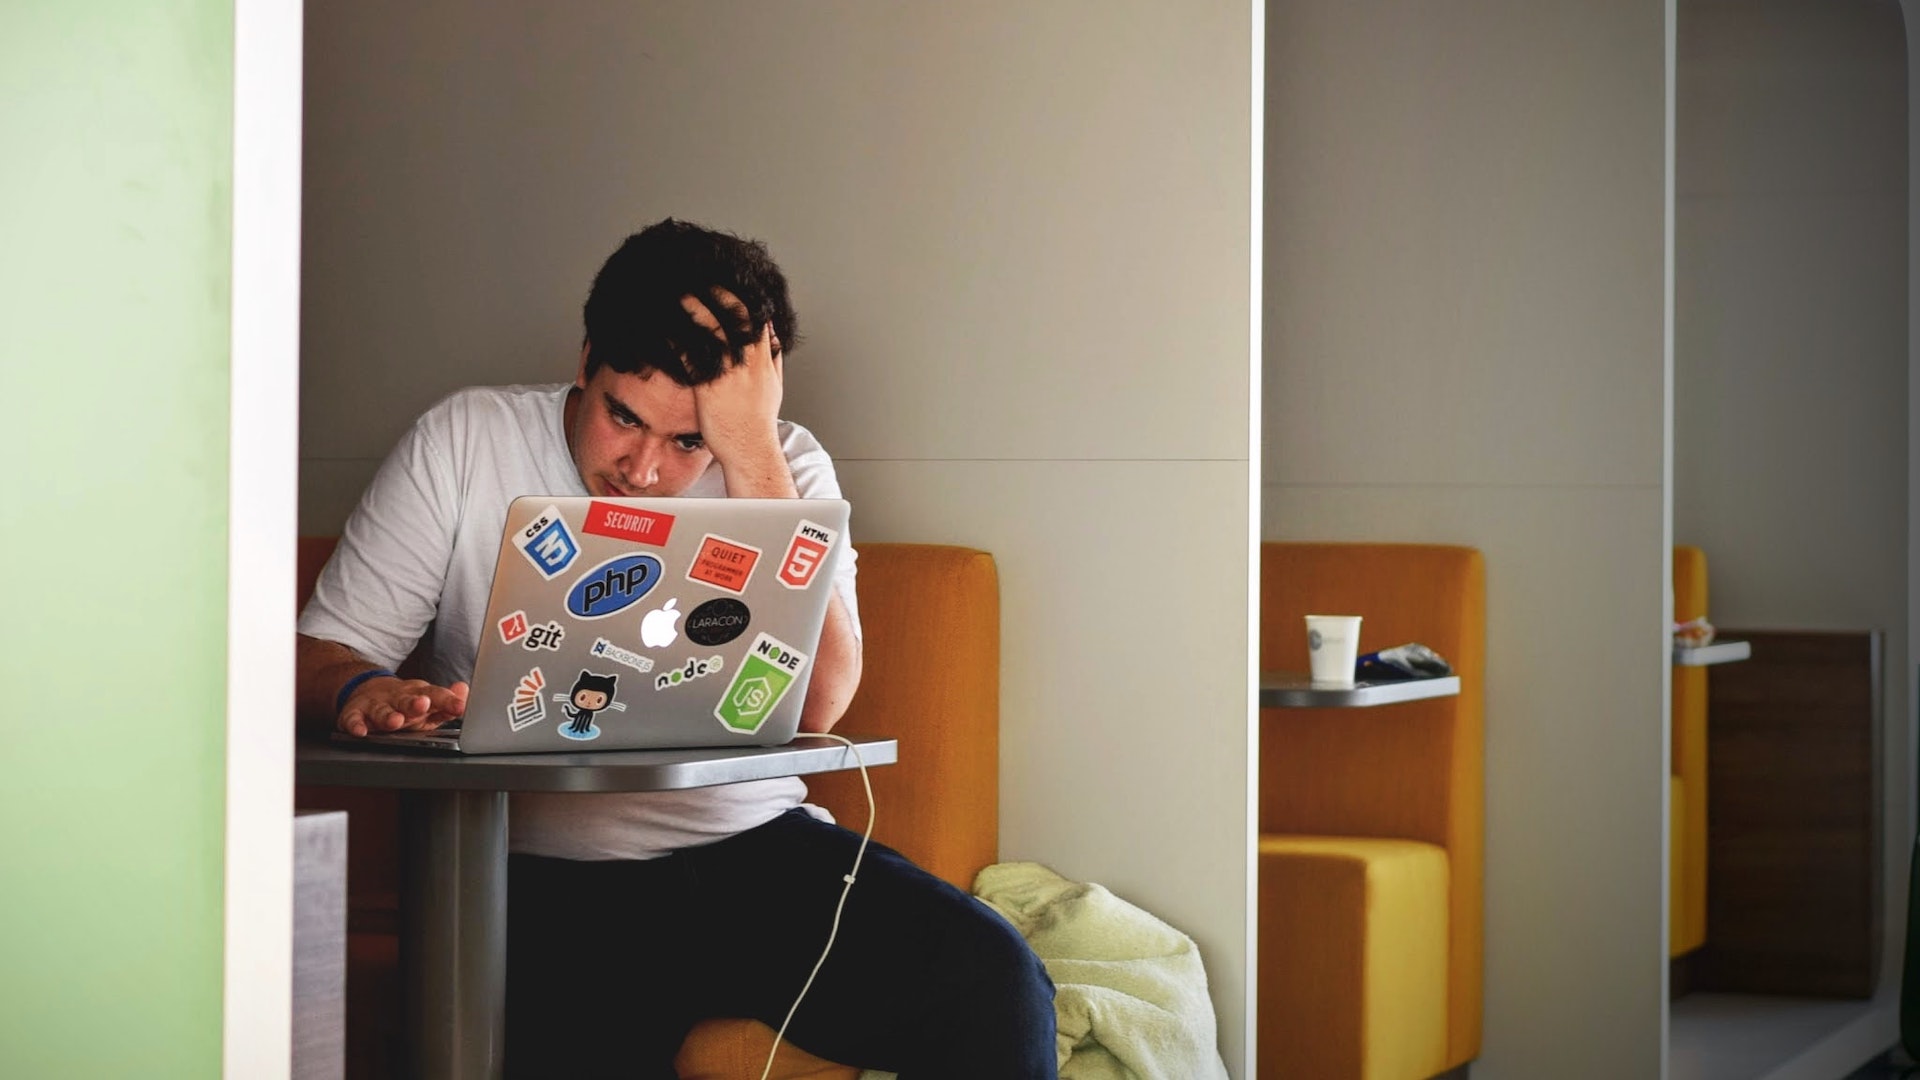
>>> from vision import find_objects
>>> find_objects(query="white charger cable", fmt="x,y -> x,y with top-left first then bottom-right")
761,732 -> 875,1080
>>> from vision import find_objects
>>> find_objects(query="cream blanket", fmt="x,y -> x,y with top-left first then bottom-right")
861,861 -> 1230,1080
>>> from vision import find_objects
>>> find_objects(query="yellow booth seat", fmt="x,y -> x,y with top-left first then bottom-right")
1671,545 -> 1709,957
1260,543 -> 1485,1080
297,540 -> 1003,1080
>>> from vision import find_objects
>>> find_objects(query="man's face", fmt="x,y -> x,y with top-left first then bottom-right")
567,355 -> 714,497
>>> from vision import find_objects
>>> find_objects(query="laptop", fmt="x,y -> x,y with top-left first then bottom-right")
347,495 -> 850,754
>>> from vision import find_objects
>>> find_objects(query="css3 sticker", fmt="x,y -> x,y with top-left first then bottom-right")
516,504 -> 579,580
778,520 -> 838,590
555,669 -> 624,741
715,633 -> 810,734
567,554 -> 663,619
508,667 -> 547,732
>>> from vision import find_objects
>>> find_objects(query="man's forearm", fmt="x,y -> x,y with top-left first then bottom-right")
295,633 -> 385,736
718,439 -> 800,499
799,594 -> 862,734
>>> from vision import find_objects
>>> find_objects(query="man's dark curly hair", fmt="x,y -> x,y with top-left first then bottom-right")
581,218 -> 800,386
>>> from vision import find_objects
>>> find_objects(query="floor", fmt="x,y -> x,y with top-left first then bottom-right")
1670,993 -> 1896,1080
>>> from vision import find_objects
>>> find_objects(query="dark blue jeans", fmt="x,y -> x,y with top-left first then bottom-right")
505,809 -> 1058,1078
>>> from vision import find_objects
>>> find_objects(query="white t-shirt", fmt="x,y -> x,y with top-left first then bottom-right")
298,383 -> 861,860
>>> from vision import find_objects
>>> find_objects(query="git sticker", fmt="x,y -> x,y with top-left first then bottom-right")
777,520 -> 838,590
582,501 -> 676,546
686,534 -> 761,595
508,667 -> 547,732
516,504 -> 580,580
498,610 -> 531,645
714,632 -> 810,734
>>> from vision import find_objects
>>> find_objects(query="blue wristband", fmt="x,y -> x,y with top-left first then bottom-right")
335,668 -> 397,716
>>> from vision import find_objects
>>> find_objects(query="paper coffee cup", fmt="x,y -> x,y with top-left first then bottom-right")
1306,615 -> 1363,687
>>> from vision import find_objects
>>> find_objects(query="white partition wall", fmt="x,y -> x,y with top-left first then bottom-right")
1263,2 -> 1674,1077
301,2 -> 1259,1072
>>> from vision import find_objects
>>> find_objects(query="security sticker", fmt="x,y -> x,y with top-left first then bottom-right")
566,553 -> 664,619
516,504 -> 580,580
777,520 -> 838,590
554,669 -> 625,741
684,598 -> 751,647
508,667 -> 547,732
589,637 -> 654,675
654,654 -> 725,691
714,633 -> 810,734
523,620 -> 565,651
582,501 -> 676,546
686,534 -> 761,595
498,610 -> 531,646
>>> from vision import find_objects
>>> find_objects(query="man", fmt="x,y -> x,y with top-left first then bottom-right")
296,219 -> 1057,1078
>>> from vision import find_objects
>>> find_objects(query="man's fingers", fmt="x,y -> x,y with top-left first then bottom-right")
426,684 -> 469,717
340,708 -> 368,738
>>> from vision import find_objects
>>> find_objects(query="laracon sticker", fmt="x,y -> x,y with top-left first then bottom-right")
714,633 -> 810,734
523,620 -> 565,650
566,553 -> 663,620
654,654 -> 725,691
508,667 -> 547,732
498,610 -> 531,645
582,501 -> 676,546
589,637 -> 654,675
516,504 -> 580,580
684,598 -> 751,647
555,670 -> 625,741
686,534 -> 761,595
777,520 -> 838,590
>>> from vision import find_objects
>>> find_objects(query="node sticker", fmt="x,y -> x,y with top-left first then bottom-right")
516,504 -> 579,580
582,501 -> 676,547
686,534 -> 761,595
777,520 -> 838,590
714,633 -> 810,734
654,654 -> 725,692
508,667 -> 547,732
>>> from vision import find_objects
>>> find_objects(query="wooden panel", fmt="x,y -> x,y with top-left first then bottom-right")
1696,629 -> 1882,998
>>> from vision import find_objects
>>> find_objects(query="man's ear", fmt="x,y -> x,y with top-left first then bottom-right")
575,343 -> 591,389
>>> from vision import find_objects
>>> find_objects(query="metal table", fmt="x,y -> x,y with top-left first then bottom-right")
296,736 -> 897,1080
1259,673 -> 1461,708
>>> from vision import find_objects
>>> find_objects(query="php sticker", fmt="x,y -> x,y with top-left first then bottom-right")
684,598 -> 751,647
516,504 -> 580,580
777,520 -> 838,590
554,670 -> 625,741
498,610 -> 531,645
654,654 -> 725,691
523,620 -> 565,651
566,553 -> 663,620
715,633 -> 810,734
589,637 -> 654,675
686,534 -> 761,595
582,501 -> 676,546
508,667 -> 547,732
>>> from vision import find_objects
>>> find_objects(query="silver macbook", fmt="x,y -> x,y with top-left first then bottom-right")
349,495 -> 850,754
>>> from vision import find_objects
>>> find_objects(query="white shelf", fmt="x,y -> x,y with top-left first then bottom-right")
1674,640 -> 1752,667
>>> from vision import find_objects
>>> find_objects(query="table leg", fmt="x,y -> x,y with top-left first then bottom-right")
401,790 -> 508,1080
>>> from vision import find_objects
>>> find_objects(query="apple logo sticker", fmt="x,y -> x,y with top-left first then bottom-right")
640,598 -> 683,649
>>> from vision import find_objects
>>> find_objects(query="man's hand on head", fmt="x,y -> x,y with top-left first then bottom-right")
682,291 -> 798,498
337,675 -> 469,738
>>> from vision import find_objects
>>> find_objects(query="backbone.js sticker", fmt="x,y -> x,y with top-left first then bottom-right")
715,632 -> 810,734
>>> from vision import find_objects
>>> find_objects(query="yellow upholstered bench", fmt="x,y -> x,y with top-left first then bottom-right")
1259,543 -> 1485,1080
1671,545 -> 1708,958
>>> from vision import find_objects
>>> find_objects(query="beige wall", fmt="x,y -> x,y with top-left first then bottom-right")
301,1 -> 1258,1071
1675,0 -> 1910,999
1263,2 -> 1672,1077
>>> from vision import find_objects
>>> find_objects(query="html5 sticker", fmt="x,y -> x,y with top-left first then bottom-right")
515,504 -> 580,580
686,534 -> 762,595
777,520 -> 838,590
581,501 -> 675,547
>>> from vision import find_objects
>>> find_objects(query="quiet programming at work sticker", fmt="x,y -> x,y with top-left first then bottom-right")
714,633 -> 810,734
686,534 -> 762,595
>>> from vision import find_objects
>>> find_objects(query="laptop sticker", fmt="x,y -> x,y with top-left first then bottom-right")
555,670 -> 625,741
498,610 -> 531,646
715,633 -> 811,734
653,654 -> 725,692
566,553 -> 663,620
684,598 -> 751,647
777,520 -> 838,590
581,501 -> 676,546
686,534 -> 762,594
523,620 -> 565,651
589,637 -> 654,675
508,667 -> 547,732
639,599 -> 682,648
516,504 -> 580,580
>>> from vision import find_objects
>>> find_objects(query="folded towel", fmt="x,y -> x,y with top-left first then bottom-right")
861,862 -> 1229,1080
